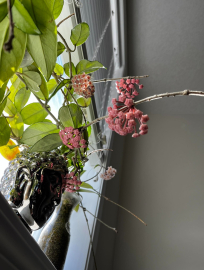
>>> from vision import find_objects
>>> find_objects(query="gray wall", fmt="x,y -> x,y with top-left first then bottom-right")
93,1 -> 204,269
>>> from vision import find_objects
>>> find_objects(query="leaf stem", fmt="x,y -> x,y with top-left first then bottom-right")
93,188 -> 147,226
81,206 -> 118,233
57,30 -> 76,53
57,13 -> 75,28
3,0 -> 14,52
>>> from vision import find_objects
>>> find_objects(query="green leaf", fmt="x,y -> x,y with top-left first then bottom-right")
44,0 -> 64,19
80,182 -> 93,189
11,74 -> 25,91
76,60 -> 105,75
7,113 -> 24,137
94,164 -> 101,169
14,87 -> 30,112
54,63 -> 64,75
0,117 -> 10,146
48,79 -> 70,101
0,0 -> 14,22
29,133 -> 62,152
78,188 -> 95,194
0,98 -> 6,115
74,204 -> 79,212
70,22 -> 90,46
87,125 -> 91,137
0,82 -> 7,103
57,41 -> 65,56
77,97 -> 91,107
58,104 -> 82,128
21,71 -> 42,92
64,62 -> 76,78
20,103 -> 48,125
22,65 -> 49,100
4,98 -> 17,116
20,122 -> 59,146
47,79 -> 57,94
0,18 -> 27,87
8,145 -> 18,149
12,0 -> 41,35
24,0 -> 57,80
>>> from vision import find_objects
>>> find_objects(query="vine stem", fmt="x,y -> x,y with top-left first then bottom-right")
57,13 -> 75,27
82,89 -> 204,129
16,73 -> 63,129
57,30 -> 76,53
81,202 -> 98,270
3,0 -> 14,52
81,206 -> 118,233
93,189 -> 147,226
92,75 -> 149,84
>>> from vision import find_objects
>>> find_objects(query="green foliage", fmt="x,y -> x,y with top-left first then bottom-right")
57,41 -> 65,56
47,79 -> 57,94
0,18 -> 27,87
0,0 -> 14,22
4,98 -> 17,116
14,88 -> 31,112
70,22 -> 90,46
54,63 -> 64,75
0,82 -> 7,102
48,79 -> 70,101
7,113 -> 24,137
76,59 -> 105,75
58,104 -> 82,128
77,97 -> 91,107
64,62 -> 76,78
12,0 -> 41,35
29,133 -> 63,152
20,122 -> 59,146
0,98 -> 6,116
0,117 -> 10,146
44,0 -> 64,19
20,102 -> 48,125
23,0 -> 57,80
74,204 -> 80,212
80,182 -> 93,189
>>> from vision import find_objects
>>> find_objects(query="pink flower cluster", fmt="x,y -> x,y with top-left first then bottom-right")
105,78 -> 149,138
71,73 -> 95,98
59,127 -> 87,149
100,166 -> 117,180
62,172 -> 82,193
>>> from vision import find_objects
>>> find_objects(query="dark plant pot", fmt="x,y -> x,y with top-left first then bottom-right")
38,192 -> 80,270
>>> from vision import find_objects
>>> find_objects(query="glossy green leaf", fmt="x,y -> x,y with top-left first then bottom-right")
80,182 -> 93,189
0,0 -> 14,22
57,41 -> 65,56
0,117 -> 10,146
14,88 -> 30,112
7,112 -> 24,137
58,104 -> 82,128
87,125 -> 91,137
29,133 -> 62,152
12,0 -> 41,35
21,102 -> 48,125
64,62 -> 76,78
47,79 -> 57,94
20,122 -> 59,146
76,59 -> 105,75
54,63 -> 64,75
94,164 -> 101,169
74,204 -> 79,212
77,97 -> 91,107
48,79 -> 70,101
11,74 -> 25,92
23,0 -> 57,80
0,18 -> 27,87
70,22 -> 90,46
21,71 -> 41,91
4,98 -> 17,116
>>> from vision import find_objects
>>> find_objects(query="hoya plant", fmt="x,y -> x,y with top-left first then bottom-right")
1,0 -> 204,269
